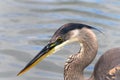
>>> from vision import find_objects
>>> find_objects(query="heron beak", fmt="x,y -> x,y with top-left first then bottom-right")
17,39 -> 63,76
17,37 -> 78,76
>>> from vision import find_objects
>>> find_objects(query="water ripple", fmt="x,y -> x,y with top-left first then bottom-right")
0,0 -> 120,80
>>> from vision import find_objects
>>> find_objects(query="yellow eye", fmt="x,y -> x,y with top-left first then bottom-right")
56,37 -> 63,44
57,37 -> 63,41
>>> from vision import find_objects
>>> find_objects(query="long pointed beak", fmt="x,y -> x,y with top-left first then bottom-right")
17,37 -> 77,76
17,41 -> 59,76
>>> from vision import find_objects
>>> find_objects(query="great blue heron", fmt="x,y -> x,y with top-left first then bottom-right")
17,23 -> 120,80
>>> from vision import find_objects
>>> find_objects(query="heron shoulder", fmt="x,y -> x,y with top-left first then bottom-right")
93,47 -> 120,80
106,64 -> 120,80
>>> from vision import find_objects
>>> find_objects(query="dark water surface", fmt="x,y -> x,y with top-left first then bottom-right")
0,0 -> 120,80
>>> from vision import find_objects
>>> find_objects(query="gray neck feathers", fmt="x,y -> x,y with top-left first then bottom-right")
64,28 -> 98,80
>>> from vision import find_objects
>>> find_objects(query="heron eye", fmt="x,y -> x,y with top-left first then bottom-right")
57,37 -> 63,41
57,37 -> 63,44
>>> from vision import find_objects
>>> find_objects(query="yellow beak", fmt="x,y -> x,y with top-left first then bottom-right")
17,40 -> 60,76
17,38 -> 78,76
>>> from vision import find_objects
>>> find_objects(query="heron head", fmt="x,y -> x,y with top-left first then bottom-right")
17,23 -> 102,76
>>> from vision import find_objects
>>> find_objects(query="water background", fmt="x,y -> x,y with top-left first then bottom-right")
0,0 -> 120,80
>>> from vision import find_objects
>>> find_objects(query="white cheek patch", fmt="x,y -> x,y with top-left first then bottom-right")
54,29 -> 81,55
70,29 -> 80,38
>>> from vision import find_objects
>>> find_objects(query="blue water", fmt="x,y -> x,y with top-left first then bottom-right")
0,0 -> 120,80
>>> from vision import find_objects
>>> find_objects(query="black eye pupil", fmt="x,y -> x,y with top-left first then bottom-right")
58,38 -> 62,41
57,37 -> 63,43
58,38 -> 61,40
